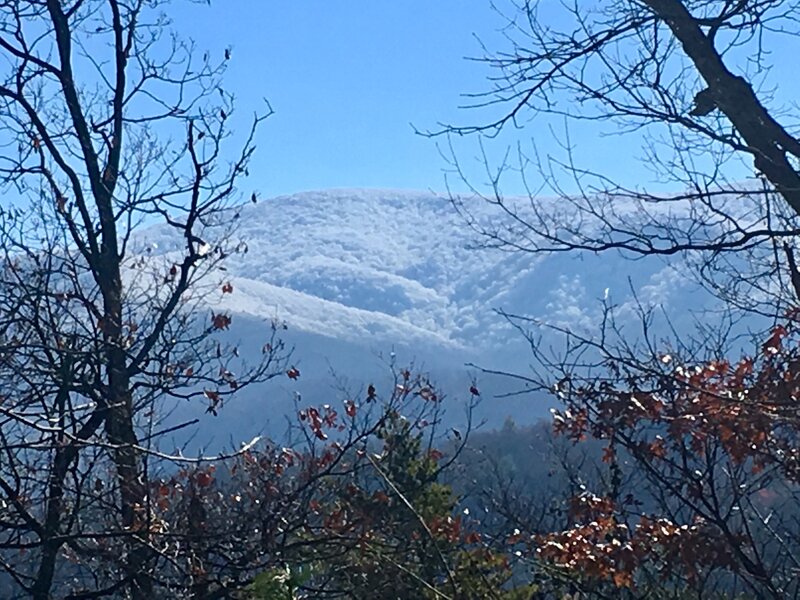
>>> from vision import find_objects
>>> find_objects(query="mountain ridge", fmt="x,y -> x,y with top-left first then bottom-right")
135,188 -> 704,442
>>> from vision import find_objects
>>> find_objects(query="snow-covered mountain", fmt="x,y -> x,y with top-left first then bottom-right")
137,188 -> 701,445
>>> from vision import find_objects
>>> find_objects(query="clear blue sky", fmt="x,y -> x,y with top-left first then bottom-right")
169,1 -> 601,197
171,2 -> 794,199
172,1 -> 509,197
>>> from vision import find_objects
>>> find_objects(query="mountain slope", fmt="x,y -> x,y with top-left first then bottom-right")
137,188 -> 703,443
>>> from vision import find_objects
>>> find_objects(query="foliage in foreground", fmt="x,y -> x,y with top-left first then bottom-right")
518,318 -> 800,599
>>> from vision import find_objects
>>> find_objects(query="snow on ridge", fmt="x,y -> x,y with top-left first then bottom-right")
222,189 -> 523,346
133,188 -> 699,352
132,188 -> 518,348
209,275 -> 463,348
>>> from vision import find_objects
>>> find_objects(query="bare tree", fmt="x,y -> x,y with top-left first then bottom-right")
0,2 -> 286,597
435,0 -> 800,318
424,2 -> 800,597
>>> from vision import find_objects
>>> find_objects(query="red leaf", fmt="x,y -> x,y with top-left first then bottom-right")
465,531 -> 482,544
211,312 -> 231,330
195,472 -> 213,487
762,325 -> 788,355
345,400 -> 357,418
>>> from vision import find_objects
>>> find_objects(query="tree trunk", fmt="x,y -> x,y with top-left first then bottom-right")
643,0 -> 800,216
103,284 -> 152,599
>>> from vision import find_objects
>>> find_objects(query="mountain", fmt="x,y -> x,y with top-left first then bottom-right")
135,188 -> 703,449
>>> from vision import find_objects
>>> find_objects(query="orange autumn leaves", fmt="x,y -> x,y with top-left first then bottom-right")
539,319 -> 800,588
553,321 -> 800,482
537,494 -> 735,589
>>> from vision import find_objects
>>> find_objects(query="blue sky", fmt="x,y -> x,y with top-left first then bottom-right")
170,1 -> 599,197
171,2 -> 795,199
172,1 -> 509,197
